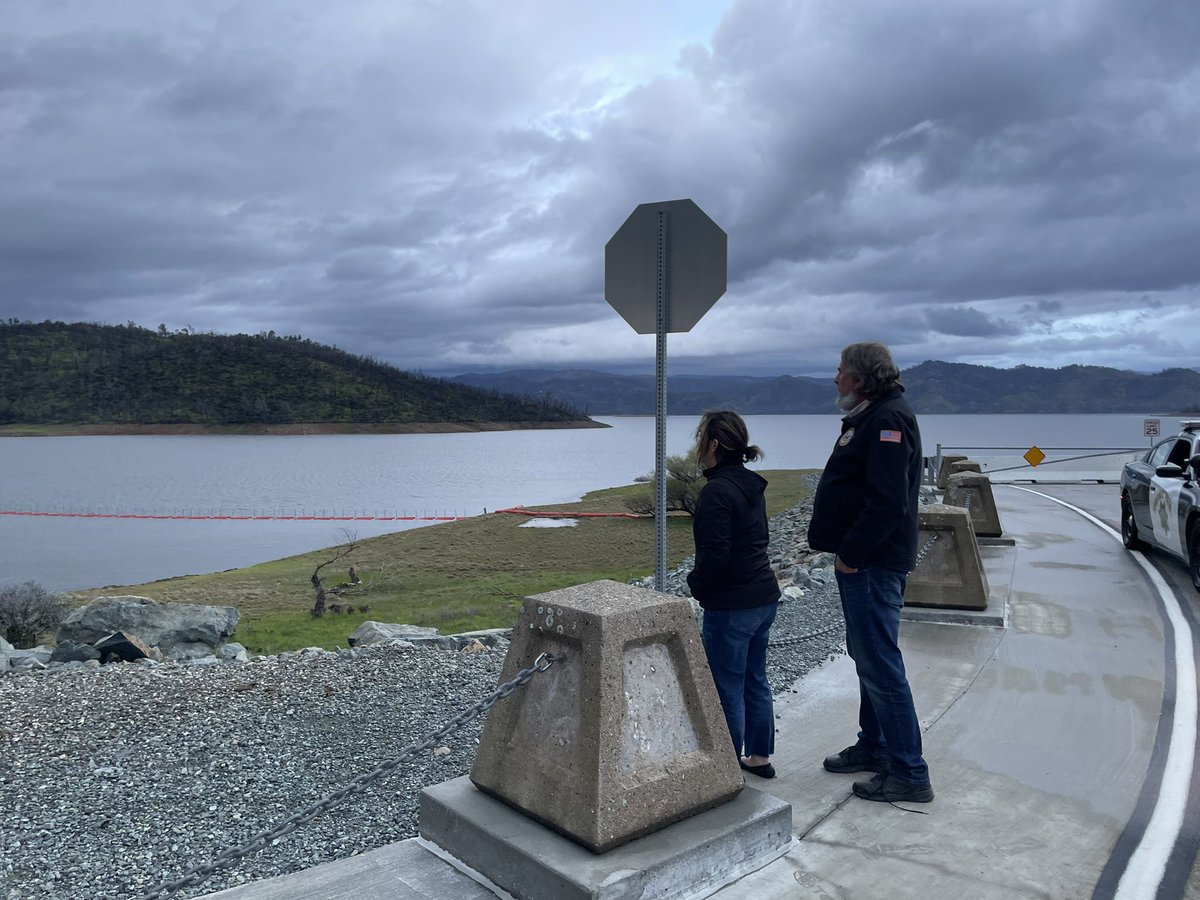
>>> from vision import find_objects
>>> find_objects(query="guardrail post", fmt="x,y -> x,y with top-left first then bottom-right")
945,471 -> 1003,537
936,454 -> 968,490
466,580 -> 743,852
906,504 -> 990,610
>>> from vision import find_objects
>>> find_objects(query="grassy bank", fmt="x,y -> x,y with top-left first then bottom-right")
67,470 -> 816,655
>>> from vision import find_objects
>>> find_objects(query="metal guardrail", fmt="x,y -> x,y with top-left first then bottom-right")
931,446 -> 1144,484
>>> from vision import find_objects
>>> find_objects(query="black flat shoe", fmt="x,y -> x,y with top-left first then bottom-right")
739,759 -> 776,779
852,772 -> 933,803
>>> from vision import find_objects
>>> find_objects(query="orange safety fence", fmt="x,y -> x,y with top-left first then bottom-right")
0,510 -> 467,522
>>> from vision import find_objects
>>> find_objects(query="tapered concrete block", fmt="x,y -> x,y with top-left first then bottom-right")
950,459 -> 983,477
469,580 -> 742,854
945,472 -> 1003,537
906,504 -> 990,610
936,454 -> 968,489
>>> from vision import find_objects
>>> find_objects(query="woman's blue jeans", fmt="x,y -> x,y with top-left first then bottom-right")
701,602 -> 777,759
835,566 -> 929,785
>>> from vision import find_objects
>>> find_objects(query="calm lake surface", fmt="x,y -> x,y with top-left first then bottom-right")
0,414 -> 1164,592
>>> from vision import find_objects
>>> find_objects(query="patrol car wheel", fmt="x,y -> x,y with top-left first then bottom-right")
1122,496 -> 1146,551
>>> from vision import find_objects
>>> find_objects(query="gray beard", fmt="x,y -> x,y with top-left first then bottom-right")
836,391 -> 860,411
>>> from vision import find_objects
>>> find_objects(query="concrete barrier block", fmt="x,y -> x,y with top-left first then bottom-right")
945,472 -> 1003,537
936,454 -> 967,490
420,777 -> 792,900
468,580 -> 743,854
950,459 -> 983,477
906,504 -> 990,610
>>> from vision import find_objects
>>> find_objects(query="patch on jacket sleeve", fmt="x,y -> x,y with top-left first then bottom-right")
879,429 -> 902,443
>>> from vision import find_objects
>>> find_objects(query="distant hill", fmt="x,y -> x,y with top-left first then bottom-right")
450,369 -> 830,415
0,322 -> 591,428
451,362 -> 1200,415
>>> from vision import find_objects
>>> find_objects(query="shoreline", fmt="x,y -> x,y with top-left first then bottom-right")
0,419 -> 609,437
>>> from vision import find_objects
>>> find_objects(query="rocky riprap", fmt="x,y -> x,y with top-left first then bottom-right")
0,494 -> 844,900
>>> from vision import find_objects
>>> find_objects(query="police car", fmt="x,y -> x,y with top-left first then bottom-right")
1120,420 -> 1200,591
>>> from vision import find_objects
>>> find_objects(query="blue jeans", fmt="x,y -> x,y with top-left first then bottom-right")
701,603 -> 777,759
836,567 -> 930,785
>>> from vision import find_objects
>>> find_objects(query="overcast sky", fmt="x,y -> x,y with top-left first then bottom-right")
2,0 -> 1197,377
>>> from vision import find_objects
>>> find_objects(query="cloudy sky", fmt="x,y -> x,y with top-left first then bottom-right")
2,0 -> 1197,377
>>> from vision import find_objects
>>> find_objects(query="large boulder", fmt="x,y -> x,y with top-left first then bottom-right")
50,641 -> 102,664
57,596 -> 239,658
94,631 -> 154,663
347,621 -> 511,651
347,621 -> 440,647
7,646 -> 52,671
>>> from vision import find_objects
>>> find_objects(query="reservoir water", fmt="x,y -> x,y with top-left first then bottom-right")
0,414 -> 1162,592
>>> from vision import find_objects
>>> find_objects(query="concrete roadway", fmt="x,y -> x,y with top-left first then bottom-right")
202,483 -> 1200,900
712,483 -> 1200,900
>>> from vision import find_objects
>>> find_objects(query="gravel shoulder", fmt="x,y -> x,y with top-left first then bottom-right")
0,498 -> 843,900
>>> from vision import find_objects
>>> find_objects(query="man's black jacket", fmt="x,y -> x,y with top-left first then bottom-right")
687,462 -> 781,610
807,388 -> 922,571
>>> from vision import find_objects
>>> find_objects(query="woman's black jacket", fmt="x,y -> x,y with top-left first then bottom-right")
686,461 -> 781,610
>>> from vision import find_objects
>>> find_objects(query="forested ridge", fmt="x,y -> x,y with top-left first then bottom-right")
452,362 -> 1200,415
0,321 -> 587,426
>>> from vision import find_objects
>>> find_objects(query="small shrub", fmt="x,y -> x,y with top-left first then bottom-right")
0,581 -> 70,649
624,450 -> 704,517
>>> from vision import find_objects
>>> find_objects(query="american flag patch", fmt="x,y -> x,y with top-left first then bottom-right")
879,430 -> 902,443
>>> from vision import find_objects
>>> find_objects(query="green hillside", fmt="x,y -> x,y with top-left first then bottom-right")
0,321 -> 589,427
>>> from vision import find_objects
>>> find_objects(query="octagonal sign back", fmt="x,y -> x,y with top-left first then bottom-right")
605,199 -> 727,334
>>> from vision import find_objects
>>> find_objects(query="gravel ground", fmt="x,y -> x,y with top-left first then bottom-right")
0,498 -> 844,900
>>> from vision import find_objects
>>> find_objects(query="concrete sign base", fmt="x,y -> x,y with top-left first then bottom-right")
469,580 -> 743,853
945,471 -> 1004,537
906,504 -> 990,610
420,776 -> 792,900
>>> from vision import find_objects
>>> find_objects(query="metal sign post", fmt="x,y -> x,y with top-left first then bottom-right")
605,199 -> 727,591
654,211 -> 670,588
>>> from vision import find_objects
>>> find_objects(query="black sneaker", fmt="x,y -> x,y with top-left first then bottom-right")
823,744 -> 887,774
852,772 -> 934,803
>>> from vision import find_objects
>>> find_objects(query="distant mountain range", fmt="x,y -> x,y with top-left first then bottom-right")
451,362 -> 1200,416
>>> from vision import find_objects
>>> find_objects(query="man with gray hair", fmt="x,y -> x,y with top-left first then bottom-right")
807,341 -> 933,803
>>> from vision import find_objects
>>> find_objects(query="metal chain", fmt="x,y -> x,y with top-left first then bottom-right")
136,652 -> 559,900
768,621 -> 843,648
913,532 -> 940,570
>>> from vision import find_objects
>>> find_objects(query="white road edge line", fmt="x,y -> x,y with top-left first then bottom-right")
1008,486 -> 1197,898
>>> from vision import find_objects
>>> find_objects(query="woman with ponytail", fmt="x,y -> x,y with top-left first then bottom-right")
686,411 -> 781,778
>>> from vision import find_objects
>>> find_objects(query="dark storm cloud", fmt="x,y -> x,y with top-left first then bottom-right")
1,0 -> 1196,376
925,306 -> 1022,338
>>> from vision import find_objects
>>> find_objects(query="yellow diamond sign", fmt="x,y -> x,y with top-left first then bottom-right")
1024,446 -> 1046,467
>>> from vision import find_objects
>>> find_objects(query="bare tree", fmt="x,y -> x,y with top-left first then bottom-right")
310,530 -> 358,617
624,450 -> 704,517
